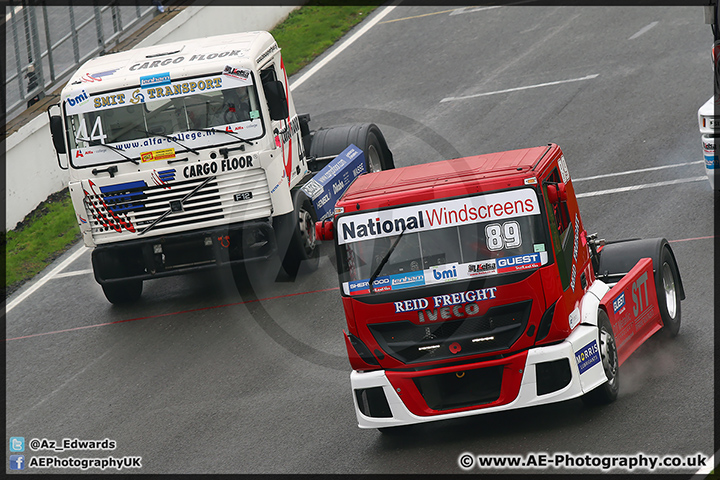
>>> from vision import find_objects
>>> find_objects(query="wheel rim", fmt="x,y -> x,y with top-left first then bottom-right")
298,208 -> 316,254
599,326 -> 618,387
662,262 -> 677,319
367,144 -> 382,172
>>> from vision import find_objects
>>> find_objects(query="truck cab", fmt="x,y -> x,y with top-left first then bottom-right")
48,32 -> 394,303
319,144 -> 684,430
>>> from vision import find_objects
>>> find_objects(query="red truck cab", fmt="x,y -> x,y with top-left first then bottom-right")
318,143 -> 684,430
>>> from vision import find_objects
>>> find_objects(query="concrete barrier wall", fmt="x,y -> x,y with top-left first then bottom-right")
5,3 -> 298,231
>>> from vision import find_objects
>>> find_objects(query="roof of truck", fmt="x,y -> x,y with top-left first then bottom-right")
62,31 -> 276,97
338,144 -> 559,211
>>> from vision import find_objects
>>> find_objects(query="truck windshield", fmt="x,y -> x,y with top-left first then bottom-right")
337,188 -> 550,295
64,71 -> 264,167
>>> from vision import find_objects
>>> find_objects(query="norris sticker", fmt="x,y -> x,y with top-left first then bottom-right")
574,340 -> 600,374
141,148 -> 176,163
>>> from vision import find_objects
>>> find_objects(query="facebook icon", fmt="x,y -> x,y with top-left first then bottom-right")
9,455 -> 25,470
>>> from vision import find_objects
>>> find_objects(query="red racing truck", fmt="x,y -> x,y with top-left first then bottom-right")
316,143 -> 684,431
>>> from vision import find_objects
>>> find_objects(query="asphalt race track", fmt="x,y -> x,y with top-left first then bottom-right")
6,5 -> 715,474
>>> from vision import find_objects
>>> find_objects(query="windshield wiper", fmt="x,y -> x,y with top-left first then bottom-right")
137,129 -> 200,155
368,227 -> 406,294
77,137 -> 139,164
188,127 -> 253,146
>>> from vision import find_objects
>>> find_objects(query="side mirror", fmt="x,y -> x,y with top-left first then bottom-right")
264,80 -> 289,121
546,183 -> 567,204
49,115 -> 66,154
315,219 -> 334,241
47,104 -> 68,170
546,184 -> 558,204
557,182 -> 568,202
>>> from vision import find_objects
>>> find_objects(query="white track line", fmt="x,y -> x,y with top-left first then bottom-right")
576,177 -> 707,198
441,74 -> 599,102
54,269 -> 94,279
573,161 -> 704,182
290,4 -> 397,91
6,247 -> 87,313
629,21 -> 658,40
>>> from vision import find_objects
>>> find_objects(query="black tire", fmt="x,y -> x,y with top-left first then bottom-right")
280,189 -> 319,276
657,247 -> 681,338
101,280 -> 143,305
581,310 -> 619,406
309,123 -> 394,173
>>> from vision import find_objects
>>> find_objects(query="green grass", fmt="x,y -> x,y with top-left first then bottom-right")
3,4 -> 379,296
4,189 -> 81,295
271,3 -> 381,76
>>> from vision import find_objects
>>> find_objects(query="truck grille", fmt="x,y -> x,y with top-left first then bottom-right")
368,300 -> 532,364
83,169 -> 272,243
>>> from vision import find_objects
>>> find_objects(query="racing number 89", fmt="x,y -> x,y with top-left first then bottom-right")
485,221 -> 521,251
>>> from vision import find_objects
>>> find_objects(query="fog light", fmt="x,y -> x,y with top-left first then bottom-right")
204,237 -> 213,246
153,244 -> 162,254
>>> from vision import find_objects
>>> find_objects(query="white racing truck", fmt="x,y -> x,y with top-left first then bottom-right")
48,31 -> 394,304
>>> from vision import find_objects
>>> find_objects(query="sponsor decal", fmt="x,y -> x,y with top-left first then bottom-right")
223,65 -> 250,80
141,148 -> 175,163
68,76 -> 226,115
575,340 -> 600,374
66,90 -> 90,108
533,243 -> 546,252
390,272 -> 426,290
496,253 -> 542,273
393,287 -> 497,314
337,188 -> 539,245
416,288 -> 498,323
426,263 -> 459,283
572,214 -> 580,261
140,72 -> 172,88
129,89 -> 145,104
256,43 -> 279,64
570,263 -> 577,291
466,259 -> 496,277
183,161 -> 218,179
568,307 -> 580,330
128,50 -> 243,71
613,292 -> 626,314
558,155 -> 571,184
348,276 -> 392,295
449,342 -> 462,354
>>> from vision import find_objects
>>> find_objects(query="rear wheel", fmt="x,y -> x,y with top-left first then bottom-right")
581,310 -> 619,406
101,280 -> 143,305
309,123 -> 394,172
657,247 -> 681,337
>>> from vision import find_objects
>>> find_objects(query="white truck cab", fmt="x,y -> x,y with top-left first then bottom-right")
49,32 -> 394,303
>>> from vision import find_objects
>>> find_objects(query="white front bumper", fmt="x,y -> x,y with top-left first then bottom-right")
350,324 -> 607,429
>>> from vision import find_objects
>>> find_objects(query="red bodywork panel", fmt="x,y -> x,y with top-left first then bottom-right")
600,258 -> 663,366
339,146 -> 552,213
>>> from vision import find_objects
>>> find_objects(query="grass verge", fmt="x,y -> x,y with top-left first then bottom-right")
3,3 -> 380,297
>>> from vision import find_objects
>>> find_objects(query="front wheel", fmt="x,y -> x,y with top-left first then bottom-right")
280,190 -> 320,277
581,310 -> 619,406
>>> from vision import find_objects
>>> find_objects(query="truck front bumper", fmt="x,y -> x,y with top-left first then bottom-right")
92,219 -> 277,285
350,324 -> 608,429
